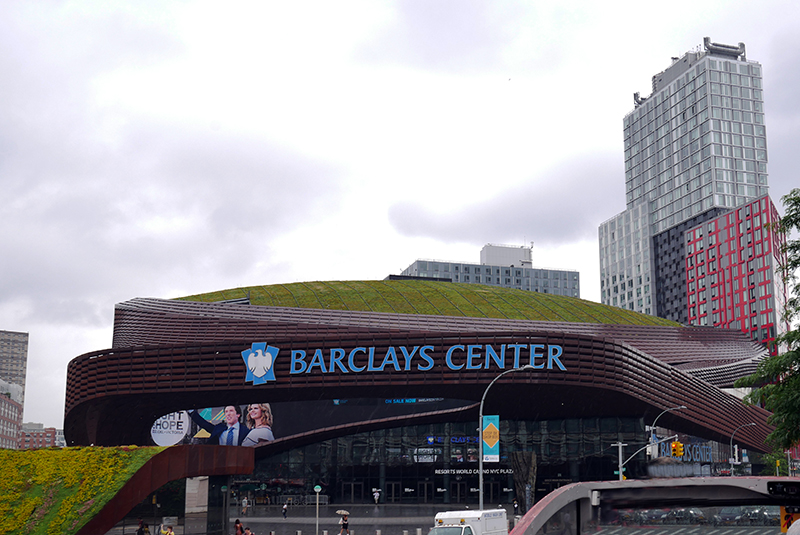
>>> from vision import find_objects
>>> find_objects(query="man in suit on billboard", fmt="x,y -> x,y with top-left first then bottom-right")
189,405 -> 250,446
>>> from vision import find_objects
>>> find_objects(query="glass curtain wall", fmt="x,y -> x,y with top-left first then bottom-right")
251,417 -> 647,506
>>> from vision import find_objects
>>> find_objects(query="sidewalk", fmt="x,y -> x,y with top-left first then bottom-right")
109,504 -> 514,535
232,504 -> 511,535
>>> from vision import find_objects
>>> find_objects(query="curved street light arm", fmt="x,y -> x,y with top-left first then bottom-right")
479,365 -> 535,511
651,405 -> 687,432
624,435 -> 678,467
729,422 -> 757,476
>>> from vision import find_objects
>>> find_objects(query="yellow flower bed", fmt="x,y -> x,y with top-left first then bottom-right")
0,446 -> 163,535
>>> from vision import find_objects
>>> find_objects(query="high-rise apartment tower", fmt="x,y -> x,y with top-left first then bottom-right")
0,330 -> 27,401
599,38 -> 786,349
0,330 -> 27,449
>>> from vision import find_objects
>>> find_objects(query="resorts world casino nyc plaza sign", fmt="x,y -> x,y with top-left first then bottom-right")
242,341 -> 567,385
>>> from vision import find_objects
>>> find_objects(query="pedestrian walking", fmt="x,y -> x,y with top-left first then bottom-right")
241,496 -> 249,516
559,512 -> 572,535
282,501 -> 288,519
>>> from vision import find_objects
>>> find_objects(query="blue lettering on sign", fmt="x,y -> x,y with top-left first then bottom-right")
291,350 -> 307,373
510,344 -> 525,368
308,349 -> 327,373
548,345 -> 566,370
486,345 -> 505,369
446,345 -> 465,370
418,346 -> 435,370
400,346 -> 418,371
531,344 -> 545,369
330,348 -> 348,373
466,345 -> 482,370
348,347 -> 366,372
274,343 -> 566,377
380,347 -> 401,372
367,347 -> 379,372
657,441 -> 716,463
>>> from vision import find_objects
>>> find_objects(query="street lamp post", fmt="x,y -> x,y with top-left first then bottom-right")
314,484 -> 322,535
729,422 -> 757,476
649,405 -> 686,457
479,365 -> 535,511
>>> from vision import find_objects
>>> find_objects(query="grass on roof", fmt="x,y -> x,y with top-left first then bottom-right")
178,280 -> 679,327
0,446 -> 163,535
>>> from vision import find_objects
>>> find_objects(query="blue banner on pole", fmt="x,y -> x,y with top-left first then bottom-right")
483,415 -> 500,462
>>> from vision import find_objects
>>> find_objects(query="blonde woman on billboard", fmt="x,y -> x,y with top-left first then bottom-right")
242,403 -> 275,447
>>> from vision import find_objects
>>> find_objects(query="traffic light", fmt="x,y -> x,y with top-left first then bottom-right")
675,441 -> 684,457
671,441 -> 679,457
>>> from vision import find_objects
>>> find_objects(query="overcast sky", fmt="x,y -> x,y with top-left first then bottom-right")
2,1 -> 799,428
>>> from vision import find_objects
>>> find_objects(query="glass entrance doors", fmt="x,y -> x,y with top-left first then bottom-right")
342,481 -> 363,503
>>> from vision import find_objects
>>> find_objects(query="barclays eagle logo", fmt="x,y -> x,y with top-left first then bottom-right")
242,342 -> 279,385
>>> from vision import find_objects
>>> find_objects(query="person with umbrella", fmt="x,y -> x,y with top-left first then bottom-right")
337,510 -> 350,535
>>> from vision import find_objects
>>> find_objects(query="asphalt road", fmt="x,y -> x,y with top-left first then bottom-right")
593,528 -> 780,534
107,505 -> 786,535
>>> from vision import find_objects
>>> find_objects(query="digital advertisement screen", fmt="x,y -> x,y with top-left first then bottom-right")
150,397 -> 472,447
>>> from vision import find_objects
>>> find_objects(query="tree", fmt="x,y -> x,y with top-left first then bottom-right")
735,188 -> 800,449
510,450 -> 537,513
757,448 -> 791,476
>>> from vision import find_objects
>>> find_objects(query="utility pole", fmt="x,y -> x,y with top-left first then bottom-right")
612,442 -> 627,481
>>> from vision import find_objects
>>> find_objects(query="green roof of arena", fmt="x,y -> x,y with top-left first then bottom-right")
178,280 -> 680,327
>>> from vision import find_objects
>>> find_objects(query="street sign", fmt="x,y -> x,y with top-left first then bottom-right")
781,506 -> 800,532
482,415 -> 500,463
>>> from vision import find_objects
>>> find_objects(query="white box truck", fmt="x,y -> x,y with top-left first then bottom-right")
430,510 -> 508,535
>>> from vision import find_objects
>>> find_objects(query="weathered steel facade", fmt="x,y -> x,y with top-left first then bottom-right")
65,298 -> 772,452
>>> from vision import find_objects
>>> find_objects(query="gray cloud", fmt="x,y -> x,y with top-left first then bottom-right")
2,1 -> 799,429
358,1 -> 531,73
1,41 -> 342,326
0,4 -> 346,331
388,152 -> 625,246
762,31 -> 800,202
764,29 -> 800,115
0,122 -> 342,326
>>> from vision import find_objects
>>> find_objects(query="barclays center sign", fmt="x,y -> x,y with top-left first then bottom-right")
242,342 -> 567,385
